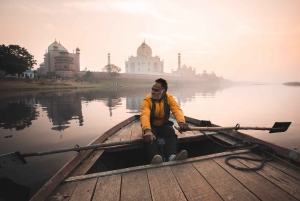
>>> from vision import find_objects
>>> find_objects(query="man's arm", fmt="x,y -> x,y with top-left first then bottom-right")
140,95 -> 156,142
140,96 -> 152,131
168,94 -> 189,132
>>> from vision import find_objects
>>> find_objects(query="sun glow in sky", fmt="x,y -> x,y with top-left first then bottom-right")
1,0 -> 300,83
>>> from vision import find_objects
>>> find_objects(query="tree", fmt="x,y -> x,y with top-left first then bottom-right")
84,70 -> 93,78
102,64 -> 121,74
0,44 -> 37,74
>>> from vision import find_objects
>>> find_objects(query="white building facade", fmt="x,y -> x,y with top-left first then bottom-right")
125,41 -> 164,74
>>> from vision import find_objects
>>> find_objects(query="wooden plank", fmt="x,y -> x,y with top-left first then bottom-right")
213,155 -> 298,201
46,182 -> 78,201
70,150 -> 104,177
250,153 -> 300,181
120,130 -> 132,141
106,126 -> 132,142
129,121 -> 142,140
147,166 -> 187,201
235,154 -> 300,200
192,159 -> 259,201
171,163 -> 222,201
64,150 -> 250,183
121,170 -> 151,201
105,119 -> 140,142
92,175 -> 121,201
69,178 -> 97,201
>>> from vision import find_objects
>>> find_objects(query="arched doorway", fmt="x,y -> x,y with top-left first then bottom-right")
130,63 -> 135,72
153,62 -> 158,72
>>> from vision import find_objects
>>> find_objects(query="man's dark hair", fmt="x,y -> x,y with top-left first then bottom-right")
155,78 -> 168,91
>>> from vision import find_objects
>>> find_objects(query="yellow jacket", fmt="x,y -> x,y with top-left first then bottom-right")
140,93 -> 186,131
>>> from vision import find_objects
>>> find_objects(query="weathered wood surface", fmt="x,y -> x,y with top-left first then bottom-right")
171,163 -> 222,200
250,152 -> 300,181
47,151 -> 300,201
147,166 -> 187,201
129,121 -> 143,140
92,175 -> 121,201
192,159 -> 259,201
46,182 -> 78,201
68,178 -> 97,201
121,170 -> 152,201
235,153 -> 300,200
213,155 -> 298,201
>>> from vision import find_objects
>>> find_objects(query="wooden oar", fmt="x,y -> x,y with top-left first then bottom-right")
0,139 -> 143,169
175,122 -> 291,133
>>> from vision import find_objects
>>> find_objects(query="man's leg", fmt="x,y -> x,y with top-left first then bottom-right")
159,124 -> 177,160
145,127 -> 160,161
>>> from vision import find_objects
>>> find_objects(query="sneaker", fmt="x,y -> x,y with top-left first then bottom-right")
171,150 -> 188,161
151,155 -> 163,164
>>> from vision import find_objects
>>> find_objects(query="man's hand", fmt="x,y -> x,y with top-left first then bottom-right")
178,122 -> 189,133
143,130 -> 156,143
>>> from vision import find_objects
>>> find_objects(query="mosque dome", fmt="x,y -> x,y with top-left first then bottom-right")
137,41 -> 152,56
48,40 -> 68,52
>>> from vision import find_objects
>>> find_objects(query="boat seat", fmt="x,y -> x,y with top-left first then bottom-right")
156,137 -> 166,161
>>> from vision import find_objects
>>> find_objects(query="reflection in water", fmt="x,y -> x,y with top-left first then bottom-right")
103,95 -> 122,117
39,92 -> 84,131
0,98 -> 39,131
0,85 -> 223,134
125,85 -> 223,112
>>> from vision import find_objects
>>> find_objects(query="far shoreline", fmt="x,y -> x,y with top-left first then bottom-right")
0,77 -> 230,92
283,82 -> 300,86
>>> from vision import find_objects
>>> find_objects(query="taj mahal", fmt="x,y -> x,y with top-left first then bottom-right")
37,40 -> 197,78
125,40 -> 164,75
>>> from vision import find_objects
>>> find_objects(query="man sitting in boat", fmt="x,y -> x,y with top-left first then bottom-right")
140,78 -> 190,164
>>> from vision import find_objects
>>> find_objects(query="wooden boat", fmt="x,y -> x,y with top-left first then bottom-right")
30,115 -> 300,201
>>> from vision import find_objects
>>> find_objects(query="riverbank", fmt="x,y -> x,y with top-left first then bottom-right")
0,77 -> 153,92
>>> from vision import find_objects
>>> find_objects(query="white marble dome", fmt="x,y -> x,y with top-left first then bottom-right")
137,41 -> 152,56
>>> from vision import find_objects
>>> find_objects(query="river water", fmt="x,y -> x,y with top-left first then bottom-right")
0,84 -> 299,199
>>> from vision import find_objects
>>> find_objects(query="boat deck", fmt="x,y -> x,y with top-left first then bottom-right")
46,150 -> 300,201
31,116 -> 300,201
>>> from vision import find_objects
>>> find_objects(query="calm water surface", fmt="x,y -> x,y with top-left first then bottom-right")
0,84 -> 299,199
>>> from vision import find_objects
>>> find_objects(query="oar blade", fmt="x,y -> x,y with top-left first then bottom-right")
269,122 -> 292,133
0,152 -> 27,170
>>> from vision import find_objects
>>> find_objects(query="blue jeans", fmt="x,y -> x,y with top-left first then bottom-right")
145,121 -> 177,161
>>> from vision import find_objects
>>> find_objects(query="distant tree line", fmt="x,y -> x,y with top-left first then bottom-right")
102,64 -> 121,77
0,44 -> 36,75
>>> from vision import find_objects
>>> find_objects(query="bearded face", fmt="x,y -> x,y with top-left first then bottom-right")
151,82 -> 165,100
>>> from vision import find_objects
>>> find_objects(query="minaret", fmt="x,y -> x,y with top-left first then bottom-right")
107,53 -> 111,73
178,53 -> 181,69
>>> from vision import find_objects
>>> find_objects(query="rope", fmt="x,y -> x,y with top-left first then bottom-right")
200,131 -> 275,171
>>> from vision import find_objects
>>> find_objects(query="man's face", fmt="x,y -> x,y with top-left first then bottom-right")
151,82 -> 164,100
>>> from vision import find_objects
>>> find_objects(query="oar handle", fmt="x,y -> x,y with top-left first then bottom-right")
22,153 -> 39,157
21,139 -> 143,157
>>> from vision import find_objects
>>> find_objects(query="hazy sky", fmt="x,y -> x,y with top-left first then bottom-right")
1,0 -> 300,82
